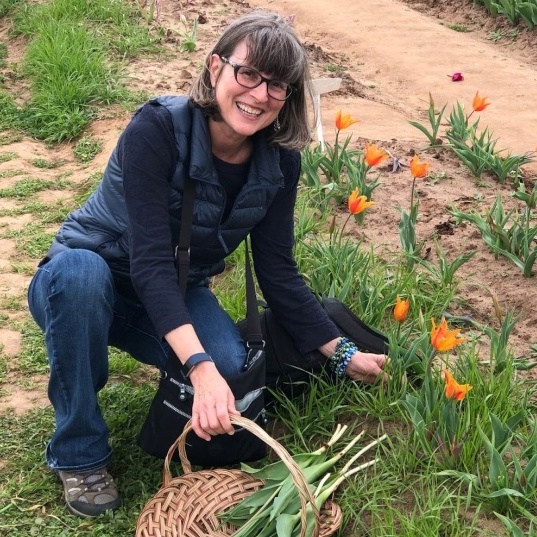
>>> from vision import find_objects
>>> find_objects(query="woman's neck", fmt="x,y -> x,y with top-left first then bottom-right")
209,119 -> 253,164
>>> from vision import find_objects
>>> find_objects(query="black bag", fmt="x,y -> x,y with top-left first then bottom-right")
239,297 -> 389,401
137,344 -> 267,466
137,179 -> 267,466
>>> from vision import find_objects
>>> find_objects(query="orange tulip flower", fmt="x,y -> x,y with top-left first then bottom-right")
393,296 -> 410,323
410,155 -> 430,179
430,318 -> 466,352
472,91 -> 490,112
444,370 -> 472,401
364,143 -> 388,167
348,189 -> 375,215
335,110 -> 359,130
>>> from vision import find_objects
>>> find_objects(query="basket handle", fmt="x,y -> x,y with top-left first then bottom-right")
163,415 -> 321,537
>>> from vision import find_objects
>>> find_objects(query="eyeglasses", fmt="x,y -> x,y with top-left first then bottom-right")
220,56 -> 294,101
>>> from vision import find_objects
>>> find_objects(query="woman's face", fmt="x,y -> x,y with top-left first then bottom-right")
209,41 -> 286,139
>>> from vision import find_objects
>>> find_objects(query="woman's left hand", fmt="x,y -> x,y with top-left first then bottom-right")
345,351 -> 387,384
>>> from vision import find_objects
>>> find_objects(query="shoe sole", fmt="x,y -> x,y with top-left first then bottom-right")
66,497 -> 122,518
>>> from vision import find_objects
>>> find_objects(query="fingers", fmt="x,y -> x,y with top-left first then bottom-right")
191,387 -> 241,441
346,352 -> 389,384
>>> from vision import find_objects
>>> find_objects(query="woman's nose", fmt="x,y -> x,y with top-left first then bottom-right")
248,82 -> 270,101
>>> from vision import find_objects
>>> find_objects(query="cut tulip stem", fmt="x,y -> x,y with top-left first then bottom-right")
340,434 -> 387,475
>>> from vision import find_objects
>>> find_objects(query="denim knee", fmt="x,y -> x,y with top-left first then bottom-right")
28,249 -> 115,328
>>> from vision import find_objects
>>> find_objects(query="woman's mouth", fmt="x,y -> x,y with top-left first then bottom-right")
236,102 -> 262,117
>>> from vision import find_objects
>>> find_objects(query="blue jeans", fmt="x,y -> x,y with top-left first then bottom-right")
27,249 -> 246,472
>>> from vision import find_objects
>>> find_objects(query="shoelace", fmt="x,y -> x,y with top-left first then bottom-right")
66,472 -> 110,494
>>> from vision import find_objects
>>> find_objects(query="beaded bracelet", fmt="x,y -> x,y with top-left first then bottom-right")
329,337 -> 359,378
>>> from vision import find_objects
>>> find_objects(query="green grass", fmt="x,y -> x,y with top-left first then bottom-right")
0,0 -> 159,142
0,0 -> 536,535
0,0 -> 22,17
31,158 -> 65,169
74,135 -> 103,163
448,23 -> 473,32
0,177 -> 72,199
0,152 -> 18,163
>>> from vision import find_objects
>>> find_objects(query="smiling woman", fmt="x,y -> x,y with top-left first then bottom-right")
25,7 -> 387,520
189,10 -> 315,151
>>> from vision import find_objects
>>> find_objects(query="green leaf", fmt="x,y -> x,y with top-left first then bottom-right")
276,513 -> 299,537
484,488 -> 525,499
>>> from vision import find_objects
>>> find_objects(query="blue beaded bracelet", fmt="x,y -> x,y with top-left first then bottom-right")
330,337 -> 358,378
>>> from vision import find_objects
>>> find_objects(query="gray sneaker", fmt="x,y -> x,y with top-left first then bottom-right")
58,467 -> 122,517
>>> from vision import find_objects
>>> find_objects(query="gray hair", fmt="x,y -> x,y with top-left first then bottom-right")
189,10 -> 315,151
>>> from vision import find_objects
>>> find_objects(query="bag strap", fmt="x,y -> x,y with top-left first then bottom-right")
176,178 -> 264,351
176,177 -> 196,296
243,238 -> 264,351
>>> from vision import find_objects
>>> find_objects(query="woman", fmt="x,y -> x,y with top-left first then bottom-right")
27,10 -> 386,518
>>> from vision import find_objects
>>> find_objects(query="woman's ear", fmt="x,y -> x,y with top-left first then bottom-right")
208,54 -> 222,88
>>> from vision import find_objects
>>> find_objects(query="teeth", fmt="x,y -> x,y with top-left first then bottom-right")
237,103 -> 261,116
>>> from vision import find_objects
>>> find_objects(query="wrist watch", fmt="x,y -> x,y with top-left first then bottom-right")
183,352 -> 214,378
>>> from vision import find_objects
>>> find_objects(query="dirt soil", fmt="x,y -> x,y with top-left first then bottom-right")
0,0 -> 536,417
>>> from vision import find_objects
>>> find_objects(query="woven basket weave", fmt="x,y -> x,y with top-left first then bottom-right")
136,415 -> 342,537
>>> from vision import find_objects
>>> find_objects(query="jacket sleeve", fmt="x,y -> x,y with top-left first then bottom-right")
250,149 -> 340,354
121,103 -> 192,338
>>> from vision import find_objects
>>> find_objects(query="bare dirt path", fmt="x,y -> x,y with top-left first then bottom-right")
248,0 -> 537,163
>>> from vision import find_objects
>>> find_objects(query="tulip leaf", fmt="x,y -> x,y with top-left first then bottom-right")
484,488 -> 525,499
240,453 -> 315,481
276,513 -> 299,537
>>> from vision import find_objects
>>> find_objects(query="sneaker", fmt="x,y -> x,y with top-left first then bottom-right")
58,467 -> 122,518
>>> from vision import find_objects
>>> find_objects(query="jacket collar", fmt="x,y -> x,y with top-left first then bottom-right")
188,106 -> 284,189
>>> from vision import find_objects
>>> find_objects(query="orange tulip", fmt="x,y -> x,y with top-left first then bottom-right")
393,296 -> 410,323
472,91 -> 490,112
335,110 -> 359,130
430,318 -> 466,352
409,155 -> 430,179
444,370 -> 472,401
348,189 -> 375,215
364,143 -> 388,167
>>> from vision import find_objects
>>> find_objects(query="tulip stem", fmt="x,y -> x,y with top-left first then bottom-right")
338,213 -> 353,247
409,177 -> 416,213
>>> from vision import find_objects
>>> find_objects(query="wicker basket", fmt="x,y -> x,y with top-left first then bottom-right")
136,415 -> 342,537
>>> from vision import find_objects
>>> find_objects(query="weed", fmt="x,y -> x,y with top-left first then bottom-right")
178,15 -> 198,53
0,152 -> 18,163
448,24 -> 472,32
74,135 -> 103,163
487,28 -> 520,41
31,158 -> 64,169
408,93 -> 447,147
0,42 -> 7,67
0,133 -> 22,145
324,63 -> 344,74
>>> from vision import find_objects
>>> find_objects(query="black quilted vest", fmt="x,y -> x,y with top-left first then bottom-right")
45,96 -> 286,286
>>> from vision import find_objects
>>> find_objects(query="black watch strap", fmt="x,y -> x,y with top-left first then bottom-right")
183,352 -> 213,378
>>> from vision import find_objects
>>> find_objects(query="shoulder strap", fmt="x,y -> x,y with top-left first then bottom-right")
176,178 -> 196,296
176,179 -> 264,351
244,238 -> 264,350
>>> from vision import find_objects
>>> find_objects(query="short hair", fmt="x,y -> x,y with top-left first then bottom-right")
189,10 -> 315,151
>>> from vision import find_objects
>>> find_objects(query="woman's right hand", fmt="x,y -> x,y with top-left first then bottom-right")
188,361 -> 240,441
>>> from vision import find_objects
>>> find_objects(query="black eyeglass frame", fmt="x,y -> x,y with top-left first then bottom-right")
219,56 -> 295,101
